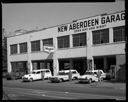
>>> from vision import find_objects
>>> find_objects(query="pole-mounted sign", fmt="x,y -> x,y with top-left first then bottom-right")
43,45 -> 54,53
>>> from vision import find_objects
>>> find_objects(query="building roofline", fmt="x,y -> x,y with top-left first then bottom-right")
7,10 -> 125,38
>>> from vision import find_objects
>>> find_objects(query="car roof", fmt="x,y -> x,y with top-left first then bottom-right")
32,69 -> 50,72
92,70 -> 103,72
59,69 -> 77,72
87,70 -> 103,72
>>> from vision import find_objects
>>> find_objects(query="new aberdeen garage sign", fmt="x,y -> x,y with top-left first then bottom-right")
58,12 -> 125,33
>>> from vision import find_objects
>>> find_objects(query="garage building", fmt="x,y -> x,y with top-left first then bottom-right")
7,11 -> 125,81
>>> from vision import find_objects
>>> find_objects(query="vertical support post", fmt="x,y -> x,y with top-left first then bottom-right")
109,28 -> 113,43
7,39 -> 11,73
17,44 -> 20,54
69,59 -> 73,81
86,31 -> 94,70
40,40 -> 43,51
53,37 -> 59,76
27,35 -> 32,73
8,62 -> 11,73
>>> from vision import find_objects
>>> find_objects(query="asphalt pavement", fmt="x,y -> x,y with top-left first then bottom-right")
2,78 -> 126,100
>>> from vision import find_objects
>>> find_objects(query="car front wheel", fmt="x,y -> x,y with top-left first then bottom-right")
59,78 -> 63,82
88,79 -> 92,84
73,77 -> 78,80
29,78 -> 33,82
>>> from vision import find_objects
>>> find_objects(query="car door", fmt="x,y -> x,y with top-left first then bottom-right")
94,72 -> 97,77
93,75 -> 98,81
65,72 -> 69,80
72,71 -> 77,79
36,71 -> 41,80
45,70 -> 51,78
100,70 -> 105,79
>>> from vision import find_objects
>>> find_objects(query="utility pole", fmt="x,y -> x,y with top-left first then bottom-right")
27,35 -> 32,74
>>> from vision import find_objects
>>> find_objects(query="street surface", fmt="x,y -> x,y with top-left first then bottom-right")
3,78 -> 126,100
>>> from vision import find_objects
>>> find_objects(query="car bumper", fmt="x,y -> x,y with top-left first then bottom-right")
22,78 -> 30,82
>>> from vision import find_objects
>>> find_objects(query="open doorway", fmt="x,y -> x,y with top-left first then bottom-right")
59,58 -> 87,75
73,58 -> 87,75
59,59 -> 70,70
94,57 -> 104,71
32,60 -> 53,75
106,56 -> 116,72
94,56 -> 116,75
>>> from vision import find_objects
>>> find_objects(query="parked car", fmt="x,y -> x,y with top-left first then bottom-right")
78,71 -> 98,83
78,70 -> 106,83
90,70 -> 106,80
22,69 -> 52,82
49,69 -> 80,83
6,71 -> 26,80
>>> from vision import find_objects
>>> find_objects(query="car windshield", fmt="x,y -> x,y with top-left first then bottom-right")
58,72 -> 67,75
32,71 -> 36,74
84,72 -> 94,75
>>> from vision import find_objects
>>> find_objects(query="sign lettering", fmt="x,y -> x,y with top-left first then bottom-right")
58,12 -> 125,33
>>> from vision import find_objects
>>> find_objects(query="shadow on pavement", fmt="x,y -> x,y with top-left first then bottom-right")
103,79 -> 126,83
74,81 -> 89,84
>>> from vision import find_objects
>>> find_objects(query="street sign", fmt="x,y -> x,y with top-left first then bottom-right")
43,45 -> 54,53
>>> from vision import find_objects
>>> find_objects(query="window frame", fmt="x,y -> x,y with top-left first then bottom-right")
57,35 -> 70,49
73,32 -> 86,47
10,44 -> 18,55
19,42 -> 27,53
92,29 -> 109,45
113,26 -> 125,42
43,38 -> 53,46
31,40 -> 40,52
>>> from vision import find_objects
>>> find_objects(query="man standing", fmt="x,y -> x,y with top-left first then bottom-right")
42,71 -> 45,80
97,70 -> 101,82
96,70 -> 102,86
90,70 -> 101,87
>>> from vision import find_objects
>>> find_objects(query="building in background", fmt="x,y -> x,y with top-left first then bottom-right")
2,28 -> 7,73
2,28 -> 6,46
7,10 -> 125,81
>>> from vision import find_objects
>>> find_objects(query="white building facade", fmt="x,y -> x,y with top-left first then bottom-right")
7,11 -> 125,81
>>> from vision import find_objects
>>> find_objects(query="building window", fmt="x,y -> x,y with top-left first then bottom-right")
113,26 -> 125,42
31,40 -> 40,52
43,38 -> 53,46
58,35 -> 69,49
73,32 -> 86,47
19,42 -> 27,53
10,44 -> 17,54
93,29 -> 109,44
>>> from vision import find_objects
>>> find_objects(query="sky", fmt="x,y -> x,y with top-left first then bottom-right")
2,0 -> 125,36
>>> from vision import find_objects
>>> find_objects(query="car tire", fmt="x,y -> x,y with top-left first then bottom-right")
73,77 -> 77,80
29,78 -> 33,82
60,78 -> 63,82
88,79 -> 92,84
72,77 -> 75,80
